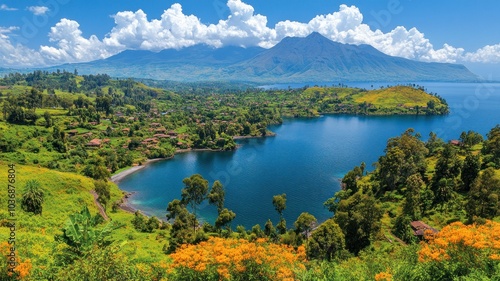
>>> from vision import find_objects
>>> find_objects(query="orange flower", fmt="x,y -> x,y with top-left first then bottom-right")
419,220 -> 500,266
169,237 -> 306,280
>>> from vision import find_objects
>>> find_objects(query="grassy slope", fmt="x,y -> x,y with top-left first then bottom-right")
352,86 -> 441,108
0,162 -> 166,269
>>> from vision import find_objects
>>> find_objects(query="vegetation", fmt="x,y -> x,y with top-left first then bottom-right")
5,70 -> 500,281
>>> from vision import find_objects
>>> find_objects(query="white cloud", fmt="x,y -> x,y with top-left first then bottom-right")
0,4 -> 17,11
27,6 -> 50,15
0,0 -> 499,68
39,19 -> 113,63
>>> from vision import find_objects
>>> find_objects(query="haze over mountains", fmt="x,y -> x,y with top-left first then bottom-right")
48,32 -> 477,83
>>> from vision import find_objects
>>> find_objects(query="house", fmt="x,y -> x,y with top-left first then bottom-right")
167,130 -> 178,136
410,221 -> 438,238
449,140 -> 462,146
141,138 -> 159,145
86,139 -> 102,148
155,128 -> 167,133
122,128 -> 130,133
150,122 -> 161,128
153,134 -> 170,139
80,132 -> 93,139
103,138 -> 111,144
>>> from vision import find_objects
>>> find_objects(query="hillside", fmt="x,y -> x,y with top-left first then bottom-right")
300,84 -> 448,115
3,71 -> 500,280
45,33 -> 478,83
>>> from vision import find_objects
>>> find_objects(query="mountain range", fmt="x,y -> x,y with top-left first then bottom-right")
49,32 -> 477,83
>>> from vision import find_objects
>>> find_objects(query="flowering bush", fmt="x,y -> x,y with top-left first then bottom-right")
168,237 -> 306,281
418,220 -> 500,278
0,242 -> 32,280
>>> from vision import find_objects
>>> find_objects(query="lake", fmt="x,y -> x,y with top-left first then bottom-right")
117,82 -> 500,229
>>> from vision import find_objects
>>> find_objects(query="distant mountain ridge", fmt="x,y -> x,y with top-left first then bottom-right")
48,32 -> 478,83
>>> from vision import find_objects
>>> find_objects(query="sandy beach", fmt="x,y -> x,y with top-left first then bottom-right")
110,158 -> 168,183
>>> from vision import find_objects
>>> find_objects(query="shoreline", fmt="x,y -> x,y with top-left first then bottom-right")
111,133 -> 278,184
111,157 -> 168,183
111,133 -> 277,215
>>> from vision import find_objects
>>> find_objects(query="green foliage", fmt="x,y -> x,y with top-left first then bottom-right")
21,179 -> 44,215
333,191 -> 383,254
294,212 -> 317,239
461,153 -> 481,191
55,206 -> 123,257
54,244 -> 149,281
393,215 -> 417,244
482,125 -> 500,168
272,193 -> 287,217
208,180 -> 225,214
466,167 -> 500,221
94,180 -> 111,207
307,219 -> 345,261
402,173 -> 424,220
181,174 -> 209,233
215,208 -> 236,232
377,128 -> 428,192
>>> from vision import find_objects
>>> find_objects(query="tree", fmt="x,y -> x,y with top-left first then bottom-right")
466,167 -> 500,221
277,218 -> 287,235
482,125 -> 500,167
393,215 -> 416,244
94,180 -> 111,208
214,208 -> 236,233
21,180 -> 44,215
294,212 -> 317,253
307,219 -> 345,261
431,144 -> 461,206
461,153 -> 481,191
333,191 -> 382,254
181,174 -> 209,233
208,180 -> 225,214
43,111 -> 52,128
402,173 -> 424,220
342,165 -> 362,193
377,129 -> 428,192
294,212 -> 317,240
272,193 -> 287,218
426,131 -> 445,156
264,219 -> 276,237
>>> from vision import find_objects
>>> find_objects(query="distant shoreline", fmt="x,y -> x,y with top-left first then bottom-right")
110,134 -> 277,183
111,134 -> 277,215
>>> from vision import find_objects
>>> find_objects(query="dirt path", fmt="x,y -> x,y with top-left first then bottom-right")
90,190 -> 109,221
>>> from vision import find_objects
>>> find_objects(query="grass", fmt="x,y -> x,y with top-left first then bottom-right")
0,161 -> 167,270
352,86 -> 440,108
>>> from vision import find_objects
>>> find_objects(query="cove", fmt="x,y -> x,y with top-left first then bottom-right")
117,82 -> 500,229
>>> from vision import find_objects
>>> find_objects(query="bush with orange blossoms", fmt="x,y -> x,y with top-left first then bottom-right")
168,237 -> 307,281
418,220 -> 500,277
374,270 -> 393,281
0,242 -> 32,280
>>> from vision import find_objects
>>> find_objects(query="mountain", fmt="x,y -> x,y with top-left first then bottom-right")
49,32 -> 478,83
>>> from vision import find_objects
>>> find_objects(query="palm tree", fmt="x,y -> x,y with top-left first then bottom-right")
21,180 -> 44,215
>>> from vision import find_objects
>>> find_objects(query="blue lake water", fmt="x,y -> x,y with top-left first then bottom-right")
117,82 -> 500,229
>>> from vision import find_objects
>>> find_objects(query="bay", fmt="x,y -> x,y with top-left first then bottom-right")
117,82 -> 500,228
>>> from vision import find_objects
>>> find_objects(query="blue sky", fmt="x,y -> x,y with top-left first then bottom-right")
0,0 -> 499,77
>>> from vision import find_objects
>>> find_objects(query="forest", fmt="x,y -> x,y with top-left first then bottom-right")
2,71 -> 497,280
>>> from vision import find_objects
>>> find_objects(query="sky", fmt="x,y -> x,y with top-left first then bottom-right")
0,0 -> 499,78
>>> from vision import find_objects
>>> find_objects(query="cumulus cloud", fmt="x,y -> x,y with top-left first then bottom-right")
27,6 -> 50,15
40,19 -> 114,64
0,0 -> 499,68
0,4 -> 17,11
